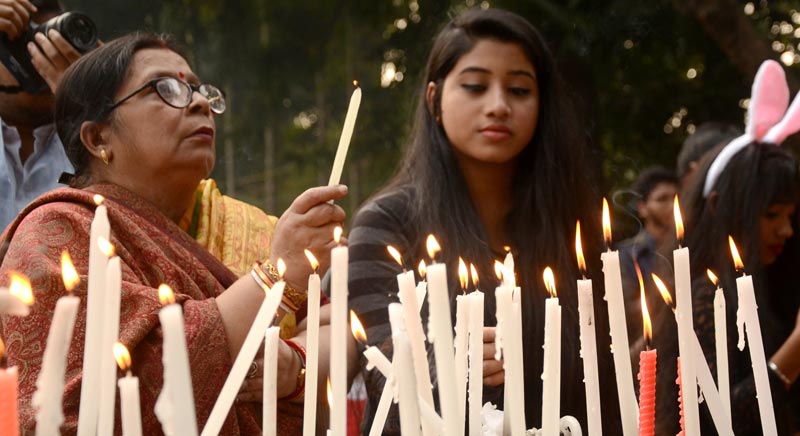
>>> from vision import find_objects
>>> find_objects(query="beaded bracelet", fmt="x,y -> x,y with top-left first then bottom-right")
258,260 -> 307,311
279,340 -> 307,401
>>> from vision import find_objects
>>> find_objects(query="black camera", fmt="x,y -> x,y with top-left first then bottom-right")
0,12 -> 97,94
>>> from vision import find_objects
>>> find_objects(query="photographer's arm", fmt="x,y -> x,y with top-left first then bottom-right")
27,29 -> 80,92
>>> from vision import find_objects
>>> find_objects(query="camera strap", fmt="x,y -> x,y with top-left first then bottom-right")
0,85 -> 23,94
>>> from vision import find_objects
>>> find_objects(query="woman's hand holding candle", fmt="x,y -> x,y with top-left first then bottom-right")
482,327 -> 505,386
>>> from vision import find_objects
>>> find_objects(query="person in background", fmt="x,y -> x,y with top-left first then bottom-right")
676,121 -> 741,188
0,0 -> 95,230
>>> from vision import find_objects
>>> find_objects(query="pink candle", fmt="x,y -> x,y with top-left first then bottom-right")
676,357 -> 685,436
635,260 -> 656,436
0,339 -> 19,436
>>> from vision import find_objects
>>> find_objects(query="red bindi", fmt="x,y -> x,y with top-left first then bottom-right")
178,72 -> 185,79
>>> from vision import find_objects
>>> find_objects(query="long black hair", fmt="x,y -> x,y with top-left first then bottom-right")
376,7 -> 615,430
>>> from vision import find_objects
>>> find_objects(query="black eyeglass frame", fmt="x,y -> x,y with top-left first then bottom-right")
106,77 -> 226,115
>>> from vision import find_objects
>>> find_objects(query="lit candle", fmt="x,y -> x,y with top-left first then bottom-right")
635,262 -> 656,436
672,196 -> 700,436
503,247 -> 514,288
0,338 -> 19,436
98,238 -> 122,436
424,235 -> 459,436
454,257 -> 470,421
575,222 -> 602,435
201,263 -> 285,436
0,273 -> 33,316
113,342 -> 142,436
652,274 -> 733,435
416,261 -> 428,308
494,261 -> 525,436
708,270 -> 731,420
541,267 -> 561,436
33,252 -> 80,435
303,250 -> 321,436
467,264 -> 484,436
600,198 -> 638,435
388,303 -> 422,435
328,83 -> 362,187
729,237 -> 777,435
388,246 -> 436,436
263,326 -> 280,436
329,227 -> 348,436
154,284 -> 198,436
78,194 -> 109,436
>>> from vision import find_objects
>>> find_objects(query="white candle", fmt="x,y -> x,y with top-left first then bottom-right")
0,292 -> 30,316
510,286 -> 526,436
328,85 -> 362,186
302,251 -> 321,436
600,199 -> 638,435
454,292 -> 470,420
329,228 -> 348,436
709,271 -> 731,421
263,326 -> 280,436
33,294 -> 79,435
467,290 -> 484,436
155,285 -> 198,436
97,253 -> 122,436
733,259 -> 777,434
424,236 -> 459,436
673,246 -> 700,435
577,279 -> 601,435
113,343 -> 142,436
201,280 -> 284,436
388,304 -> 422,435
397,268 -> 436,436
541,268 -> 561,436
78,197 -> 109,436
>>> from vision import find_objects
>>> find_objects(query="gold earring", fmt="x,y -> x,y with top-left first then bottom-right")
101,149 -> 109,165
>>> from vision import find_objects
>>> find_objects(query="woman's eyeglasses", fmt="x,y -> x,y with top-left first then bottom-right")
108,77 -> 226,114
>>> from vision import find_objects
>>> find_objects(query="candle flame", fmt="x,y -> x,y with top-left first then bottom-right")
707,269 -> 719,287
93,194 -> 104,206
8,272 -> 33,306
0,337 -> 5,360
674,195 -> 684,243
158,284 -> 176,305
350,310 -> 367,343
543,267 -> 557,298
326,378 -> 333,407
575,220 -> 586,274
470,263 -> 479,288
61,251 -> 80,292
729,236 -> 744,271
277,258 -> 286,279
639,267 -> 652,344
353,80 -> 359,87
426,235 -> 441,260
503,245 -> 511,253
602,197 -> 612,246
334,226 -> 343,244
304,249 -> 319,271
652,273 -> 673,308
113,342 -> 131,371
98,237 -> 115,257
458,257 -> 468,291
418,260 -> 427,279
387,246 -> 403,267
494,260 -> 504,281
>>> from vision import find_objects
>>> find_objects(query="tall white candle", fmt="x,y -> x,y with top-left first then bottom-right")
201,278 -> 285,436
113,343 -> 142,436
155,285 -> 198,436
33,252 -> 80,436
388,303 -> 422,435
708,270 -> 731,420
0,271 -> 32,315
454,292 -> 469,420
416,260 -> 428,309
601,198 -> 638,435
78,196 -> 109,436
541,268 -> 561,436
467,289 -> 484,436
329,228 -> 348,436
328,85 -> 362,186
424,236 -> 459,436
575,221 -> 602,436
673,197 -> 700,436
98,249 -> 122,436
303,251 -> 322,436
263,326 -> 280,436
730,237 -> 776,435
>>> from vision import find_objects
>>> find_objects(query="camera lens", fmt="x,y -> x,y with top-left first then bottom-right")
58,13 -> 97,53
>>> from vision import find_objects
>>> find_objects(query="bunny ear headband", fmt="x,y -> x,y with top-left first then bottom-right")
703,60 -> 800,197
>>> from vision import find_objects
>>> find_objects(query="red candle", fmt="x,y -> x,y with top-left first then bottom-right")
0,339 -> 19,436
635,261 -> 657,436
676,357 -> 685,436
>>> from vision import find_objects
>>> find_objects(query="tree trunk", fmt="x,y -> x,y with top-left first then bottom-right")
223,89 -> 236,195
263,124 -> 275,213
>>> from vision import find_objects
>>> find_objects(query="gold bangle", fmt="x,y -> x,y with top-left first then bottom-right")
250,267 -> 272,293
259,261 -> 307,311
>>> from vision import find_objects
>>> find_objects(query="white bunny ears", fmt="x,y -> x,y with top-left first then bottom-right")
703,60 -> 800,197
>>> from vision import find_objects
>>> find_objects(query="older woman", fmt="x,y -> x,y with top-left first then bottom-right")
0,33 -> 354,434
